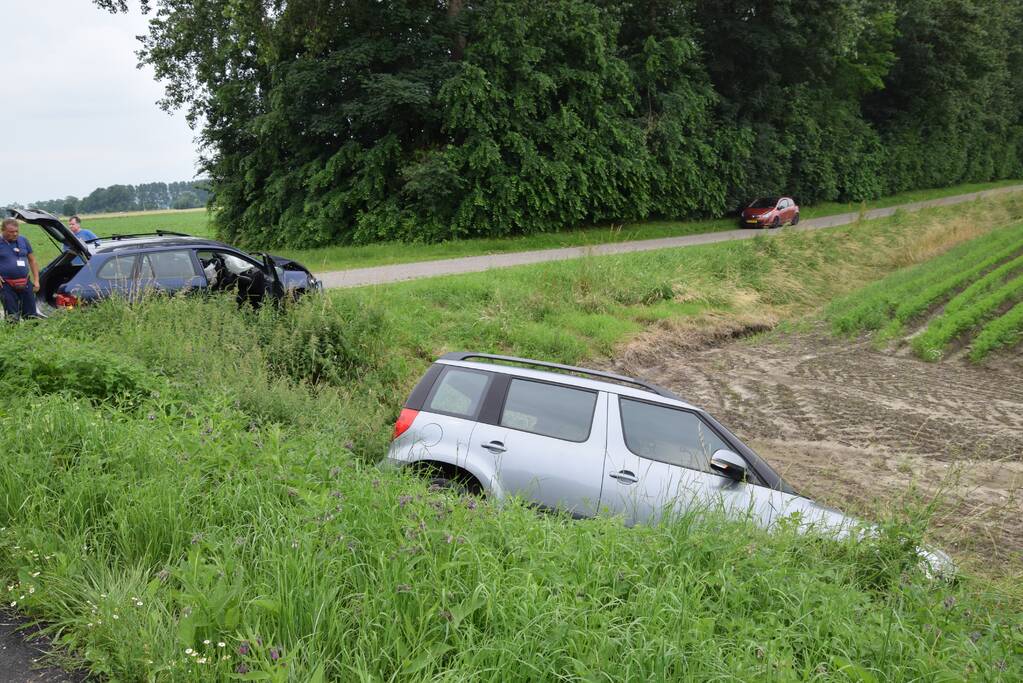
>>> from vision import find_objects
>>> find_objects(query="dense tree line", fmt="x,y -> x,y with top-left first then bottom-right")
99,0 -> 1023,247
27,180 -> 211,215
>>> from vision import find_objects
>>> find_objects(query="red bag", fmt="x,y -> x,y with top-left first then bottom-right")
1,277 -> 29,291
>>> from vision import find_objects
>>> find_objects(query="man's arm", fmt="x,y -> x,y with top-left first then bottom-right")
28,253 -> 40,292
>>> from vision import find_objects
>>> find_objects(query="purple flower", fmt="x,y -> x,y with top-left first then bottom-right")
943,595 -> 956,610
465,498 -> 478,510
235,663 -> 250,674
238,642 -> 250,656
398,495 -> 412,507
270,647 -> 281,662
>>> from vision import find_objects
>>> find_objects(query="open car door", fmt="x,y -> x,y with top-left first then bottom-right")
6,208 -> 90,261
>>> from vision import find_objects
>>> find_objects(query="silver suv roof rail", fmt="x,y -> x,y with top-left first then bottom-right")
440,352 -> 681,400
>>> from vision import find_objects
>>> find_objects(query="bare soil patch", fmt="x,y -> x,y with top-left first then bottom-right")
608,320 -> 1023,574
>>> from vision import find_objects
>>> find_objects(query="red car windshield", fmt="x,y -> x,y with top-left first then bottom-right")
750,197 -> 779,209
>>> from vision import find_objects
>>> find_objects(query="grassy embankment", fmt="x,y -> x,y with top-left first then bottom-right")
828,220 -> 1023,361
1,195 -> 1023,680
21,178 -> 1022,271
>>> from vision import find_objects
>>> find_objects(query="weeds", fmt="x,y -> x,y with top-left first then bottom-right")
2,194 -> 1023,679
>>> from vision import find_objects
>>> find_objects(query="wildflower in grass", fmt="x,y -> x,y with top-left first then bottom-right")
112,614 -> 119,620
203,639 -> 211,645
398,495 -> 412,507
217,642 -> 225,648
191,533 -> 203,545
270,647 -> 280,661
30,572 -> 39,578
944,596 -> 957,609
156,569 -> 170,582
238,642 -> 250,655
235,664 -> 250,674
372,479 -> 380,488
464,497 -> 478,510
440,609 -> 453,622
87,623 -> 93,628
185,648 -> 194,655
445,534 -> 454,544
396,584 -> 412,593
9,601 -> 15,607
147,413 -> 156,421
329,466 -> 341,478
197,657 -> 207,664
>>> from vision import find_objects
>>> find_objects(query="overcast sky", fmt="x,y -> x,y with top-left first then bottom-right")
0,0 -> 200,205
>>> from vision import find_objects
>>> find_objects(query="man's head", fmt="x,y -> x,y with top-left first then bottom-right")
2,218 -> 19,242
69,215 -> 82,234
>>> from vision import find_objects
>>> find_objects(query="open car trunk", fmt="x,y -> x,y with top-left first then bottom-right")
38,251 -> 85,307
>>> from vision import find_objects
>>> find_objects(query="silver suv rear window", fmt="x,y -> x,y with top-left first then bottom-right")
500,379 -> 596,442
425,368 -> 491,419
619,398 -> 727,473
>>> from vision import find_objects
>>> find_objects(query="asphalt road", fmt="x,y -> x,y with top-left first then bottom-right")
0,614 -> 87,682
316,184 -> 1023,289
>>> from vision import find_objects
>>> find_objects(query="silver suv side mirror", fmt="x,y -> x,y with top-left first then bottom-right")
710,449 -> 749,482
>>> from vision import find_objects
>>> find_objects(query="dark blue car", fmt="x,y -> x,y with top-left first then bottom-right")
9,208 -> 321,311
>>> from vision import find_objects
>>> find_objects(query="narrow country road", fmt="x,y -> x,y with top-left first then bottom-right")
316,185 -> 1023,289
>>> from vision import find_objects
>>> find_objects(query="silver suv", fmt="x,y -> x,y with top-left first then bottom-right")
383,353 -> 952,572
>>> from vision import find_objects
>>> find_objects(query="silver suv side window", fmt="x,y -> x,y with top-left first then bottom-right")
619,398 -> 729,473
425,368 -> 491,419
500,379 -> 597,442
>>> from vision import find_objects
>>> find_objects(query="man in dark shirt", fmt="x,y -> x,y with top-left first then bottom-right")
0,217 -> 40,320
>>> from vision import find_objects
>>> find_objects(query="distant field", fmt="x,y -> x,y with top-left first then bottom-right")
827,222 -> 1023,361
18,209 -> 214,264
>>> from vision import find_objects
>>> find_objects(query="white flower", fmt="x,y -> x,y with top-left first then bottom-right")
28,587 -> 34,594
217,642 -> 225,648
203,639 -> 211,645
185,648 -> 193,655
9,601 -> 15,607
112,614 -> 119,620
197,657 -> 207,664
30,572 -> 39,578
87,623 -> 93,628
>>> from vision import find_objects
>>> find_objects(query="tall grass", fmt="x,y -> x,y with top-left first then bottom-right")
2,193 -> 1023,680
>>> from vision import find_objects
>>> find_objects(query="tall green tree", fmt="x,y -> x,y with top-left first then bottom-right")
97,0 -> 1023,246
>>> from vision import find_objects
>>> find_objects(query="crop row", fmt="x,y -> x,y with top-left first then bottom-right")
969,301 -> 1023,361
912,274 -> 1023,360
828,224 -> 1023,334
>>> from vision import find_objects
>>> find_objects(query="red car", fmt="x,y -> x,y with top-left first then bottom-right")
740,196 -> 800,229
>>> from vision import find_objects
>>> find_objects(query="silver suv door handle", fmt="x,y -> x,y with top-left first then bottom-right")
481,441 -> 507,454
609,470 -> 638,484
